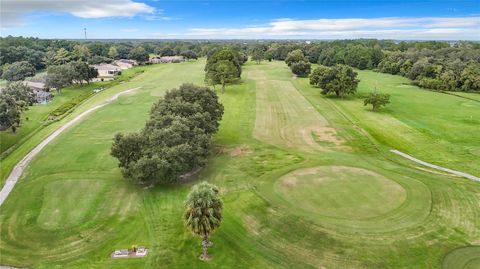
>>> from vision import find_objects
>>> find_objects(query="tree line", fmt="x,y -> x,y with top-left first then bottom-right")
248,40 -> 479,92
3,36 -> 477,92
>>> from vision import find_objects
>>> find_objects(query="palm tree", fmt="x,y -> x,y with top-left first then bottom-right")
184,182 -> 223,260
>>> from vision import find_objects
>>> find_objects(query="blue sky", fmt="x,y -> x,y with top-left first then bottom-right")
1,0 -> 479,40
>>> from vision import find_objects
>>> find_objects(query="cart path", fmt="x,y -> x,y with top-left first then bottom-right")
390,149 -> 479,182
0,87 -> 141,207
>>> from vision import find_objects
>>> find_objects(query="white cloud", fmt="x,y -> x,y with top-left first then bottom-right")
1,0 -> 155,27
181,16 -> 480,40
145,15 -> 176,21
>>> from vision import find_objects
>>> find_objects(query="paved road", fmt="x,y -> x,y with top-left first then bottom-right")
0,87 -> 141,207
390,149 -> 479,182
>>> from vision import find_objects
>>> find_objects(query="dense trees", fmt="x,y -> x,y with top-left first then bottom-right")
2,61 -> 36,81
251,45 -> 266,64
45,64 -> 75,90
2,82 -> 36,106
377,45 -> 480,92
45,61 -> 98,89
285,49 -> 306,67
54,48 -> 71,65
460,63 -> 480,92
70,61 -> 98,85
180,50 -> 198,60
205,60 -> 238,93
184,182 -> 223,260
1,36 -> 478,92
0,82 -> 36,132
72,44 -> 91,61
310,65 -> 359,97
128,46 -> 149,62
111,84 -> 224,185
0,94 -> 21,132
205,48 -> 242,93
285,49 -> 311,77
364,91 -> 391,111
290,61 -> 311,77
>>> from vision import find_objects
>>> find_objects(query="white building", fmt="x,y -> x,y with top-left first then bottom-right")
113,59 -> 138,70
92,64 -> 121,77
149,56 -> 184,64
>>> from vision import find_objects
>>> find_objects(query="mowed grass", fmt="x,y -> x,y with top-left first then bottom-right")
443,246 -> 480,269
0,60 -> 479,268
0,67 -> 146,187
0,84 -> 92,154
294,67 -> 480,175
0,67 -> 145,156
275,166 -> 407,220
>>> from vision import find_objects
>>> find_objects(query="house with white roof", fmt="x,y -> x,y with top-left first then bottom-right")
114,59 -> 138,70
92,64 -> 121,77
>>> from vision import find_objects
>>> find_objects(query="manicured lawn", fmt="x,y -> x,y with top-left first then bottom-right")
0,60 -> 478,268
294,67 -> 480,175
0,67 -> 146,187
0,67 -> 146,156
1,84 -> 93,155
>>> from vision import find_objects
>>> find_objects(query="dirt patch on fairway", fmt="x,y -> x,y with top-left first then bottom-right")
282,176 -> 298,187
311,126 -> 349,150
244,215 -> 263,236
217,145 -> 252,157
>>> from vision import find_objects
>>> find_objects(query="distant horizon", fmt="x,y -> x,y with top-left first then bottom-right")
2,36 -> 479,42
1,0 -> 479,40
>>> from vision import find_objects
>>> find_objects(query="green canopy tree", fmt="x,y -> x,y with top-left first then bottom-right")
290,61 -> 311,77
205,48 -> 241,78
54,48 -> 71,64
129,46 -> 149,62
70,61 -> 98,85
364,90 -> 391,111
2,61 -> 36,82
42,50 -> 57,67
73,44 -> 91,61
461,62 -> 480,92
184,182 -> 223,260
205,60 -> 238,93
0,94 -> 21,132
2,82 -> 36,106
310,64 -> 359,98
285,49 -> 306,67
180,50 -> 198,60
251,45 -> 266,64
108,46 -> 119,60
46,64 -> 75,92
111,84 -> 224,185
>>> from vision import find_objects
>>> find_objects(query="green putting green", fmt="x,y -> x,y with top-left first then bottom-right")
275,166 -> 406,220
443,246 -> 480,269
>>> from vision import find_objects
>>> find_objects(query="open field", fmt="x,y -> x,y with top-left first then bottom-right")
0,60 -> 479,268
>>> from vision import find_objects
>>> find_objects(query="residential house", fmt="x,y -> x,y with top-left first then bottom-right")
92,64 -> 121,77
149,56 -> 185,64
24,81 -> 51,104
113,59 -> 138,70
